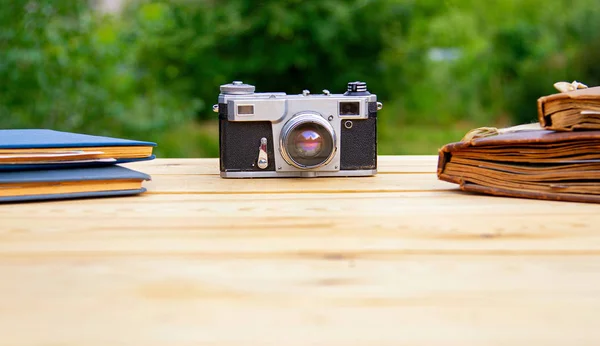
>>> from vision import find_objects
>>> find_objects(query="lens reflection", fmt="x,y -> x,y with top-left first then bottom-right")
284,120 -> 334,168
294,130 -> 323,158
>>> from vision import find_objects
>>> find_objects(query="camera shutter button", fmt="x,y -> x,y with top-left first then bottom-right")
344,81 -> 370,96
347,81 -> 367,92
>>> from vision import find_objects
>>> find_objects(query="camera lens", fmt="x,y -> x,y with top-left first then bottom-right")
290,125 -> 328,160
280,114 -> 336,169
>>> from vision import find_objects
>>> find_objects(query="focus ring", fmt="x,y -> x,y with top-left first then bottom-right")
279,113 -> 337,169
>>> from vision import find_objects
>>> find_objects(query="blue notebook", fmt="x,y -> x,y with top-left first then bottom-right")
0,129 -> 156,171
0,165 -> 151,203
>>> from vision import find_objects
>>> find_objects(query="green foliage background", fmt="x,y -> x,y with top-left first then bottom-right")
2,0 -> 600,158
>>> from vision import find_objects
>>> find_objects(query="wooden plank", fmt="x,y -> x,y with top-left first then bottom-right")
0,255 -> 598,345
124,156 -> 452,194
123,155 -> 439,175
2,156 -> 599,346
142,173 -> 454,194
123,156 -> 451,194
2,192 -> 600,254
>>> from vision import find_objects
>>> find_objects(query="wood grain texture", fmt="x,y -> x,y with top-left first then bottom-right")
125,155 -> 439,175
1,156 -> 600,346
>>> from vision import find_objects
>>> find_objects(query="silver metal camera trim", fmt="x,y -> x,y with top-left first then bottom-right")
220,169 -> 376,178
279,112 -> 337,170
218,81 -> 379,178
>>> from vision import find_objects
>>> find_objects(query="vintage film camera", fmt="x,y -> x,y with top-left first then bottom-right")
214,81 -> 382,178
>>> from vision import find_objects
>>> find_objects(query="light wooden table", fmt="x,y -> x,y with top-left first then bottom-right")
1,156 -> 600,345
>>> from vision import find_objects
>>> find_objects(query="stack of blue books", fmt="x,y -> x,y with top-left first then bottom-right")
0,129 -> 156,203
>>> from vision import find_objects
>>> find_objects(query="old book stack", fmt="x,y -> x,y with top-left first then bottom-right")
437,82 -> 600,203
0,129 -> 156,203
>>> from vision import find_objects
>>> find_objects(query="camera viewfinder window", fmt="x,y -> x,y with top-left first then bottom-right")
237,105 -> 254,115
339,102 -> 360,116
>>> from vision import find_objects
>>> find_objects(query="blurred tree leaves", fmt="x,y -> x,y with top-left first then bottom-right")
0,0 -> 198,149
381,0 -> 600,128
123,0 -> 395,116
1,0 -> 599,157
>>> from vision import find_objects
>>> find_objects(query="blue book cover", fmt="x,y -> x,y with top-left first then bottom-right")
0,129 -> 157,170
0,165 -> 151,203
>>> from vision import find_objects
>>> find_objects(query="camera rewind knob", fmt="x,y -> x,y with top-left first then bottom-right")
220,81 -> 255,95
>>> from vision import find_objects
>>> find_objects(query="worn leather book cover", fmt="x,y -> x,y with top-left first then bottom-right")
437,129 -> 600,203
0,165 -> 151,203
537,86 -> 600,131
0,129 -> 156,171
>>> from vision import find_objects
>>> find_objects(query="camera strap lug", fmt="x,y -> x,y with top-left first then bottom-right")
257,137 -> 269,169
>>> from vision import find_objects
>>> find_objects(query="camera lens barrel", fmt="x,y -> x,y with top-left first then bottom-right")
280,113 -> 337,170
